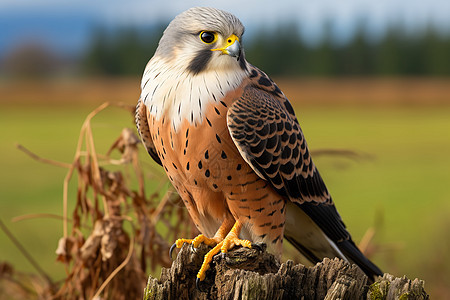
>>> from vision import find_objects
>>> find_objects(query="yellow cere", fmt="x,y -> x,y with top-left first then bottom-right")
211,34 -> 239,53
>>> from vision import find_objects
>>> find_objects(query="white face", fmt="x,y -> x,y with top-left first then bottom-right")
154,7 -> 246,75
140,7 -> 249,131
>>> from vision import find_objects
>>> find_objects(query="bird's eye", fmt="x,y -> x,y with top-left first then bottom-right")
199,31 -> 217,44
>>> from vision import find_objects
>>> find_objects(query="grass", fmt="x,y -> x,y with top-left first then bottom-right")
1,78 -> 449,297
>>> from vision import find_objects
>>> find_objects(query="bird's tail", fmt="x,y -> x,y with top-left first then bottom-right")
333,238 -> 383,282
284,202 -> 382,282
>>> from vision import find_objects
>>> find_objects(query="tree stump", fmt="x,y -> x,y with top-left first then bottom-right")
143,244 -> 428,300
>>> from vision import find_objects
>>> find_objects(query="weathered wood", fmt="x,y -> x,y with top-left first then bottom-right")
143,244 -> 428,300
368,274 -> 429,300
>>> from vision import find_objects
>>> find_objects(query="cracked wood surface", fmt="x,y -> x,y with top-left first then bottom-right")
144,244 -> 428,300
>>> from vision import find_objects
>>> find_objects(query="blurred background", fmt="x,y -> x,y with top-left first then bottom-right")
1,0 -> 449,298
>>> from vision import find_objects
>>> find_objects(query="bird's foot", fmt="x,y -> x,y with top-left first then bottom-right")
197,222 -> 251,281
178,234 -> 219,248
169,234 -> 218,259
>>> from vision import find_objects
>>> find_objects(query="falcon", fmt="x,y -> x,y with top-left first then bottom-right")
136,7 -> 382,282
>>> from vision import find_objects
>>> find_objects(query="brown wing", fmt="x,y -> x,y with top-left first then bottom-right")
226,84 -> 331,205
226,80 -> 384,279
135,98 -> 162,166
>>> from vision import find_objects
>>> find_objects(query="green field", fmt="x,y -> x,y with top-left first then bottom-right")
1,80 -> 450,297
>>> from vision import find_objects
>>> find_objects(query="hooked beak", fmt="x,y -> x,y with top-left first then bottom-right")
211,34 -> 241,60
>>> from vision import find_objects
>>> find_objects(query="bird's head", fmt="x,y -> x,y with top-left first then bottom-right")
155,7 -> 248,75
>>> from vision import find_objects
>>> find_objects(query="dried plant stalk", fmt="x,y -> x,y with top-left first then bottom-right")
52,102 -> 200,299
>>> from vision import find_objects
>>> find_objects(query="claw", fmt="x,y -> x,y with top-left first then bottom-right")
221,252 -> 226,260
196,276 -> 209,292
195,277 -> 203,291
169,243 -> 178,260
195,277 -> 200,290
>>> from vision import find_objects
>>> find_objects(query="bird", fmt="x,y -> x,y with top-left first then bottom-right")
136,7 -> 382,283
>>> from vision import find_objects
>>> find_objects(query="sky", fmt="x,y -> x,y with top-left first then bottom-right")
1,0 -> 450,56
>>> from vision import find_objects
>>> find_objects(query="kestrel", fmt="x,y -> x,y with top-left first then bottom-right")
136,7 -> 382,283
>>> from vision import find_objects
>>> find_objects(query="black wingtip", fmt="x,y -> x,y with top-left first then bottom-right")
337,239 -> 383,282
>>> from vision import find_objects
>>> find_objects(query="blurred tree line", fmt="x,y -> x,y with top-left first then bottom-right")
82,22 -> 450,77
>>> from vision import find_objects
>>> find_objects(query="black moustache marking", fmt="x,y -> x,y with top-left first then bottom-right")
238,50 -> 248,71
187,48 -> 212,74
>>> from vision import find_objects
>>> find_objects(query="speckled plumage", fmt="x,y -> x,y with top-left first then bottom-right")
136,7 -> 382,281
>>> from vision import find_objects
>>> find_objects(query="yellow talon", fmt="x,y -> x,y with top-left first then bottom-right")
221,235 -> 251,252
196,220 -> 251,281
175,238 -> 190,248
197,243 -> 222,281
171,220 -> 251,282
193,234 -> 218,247
174,234 -> 218,249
